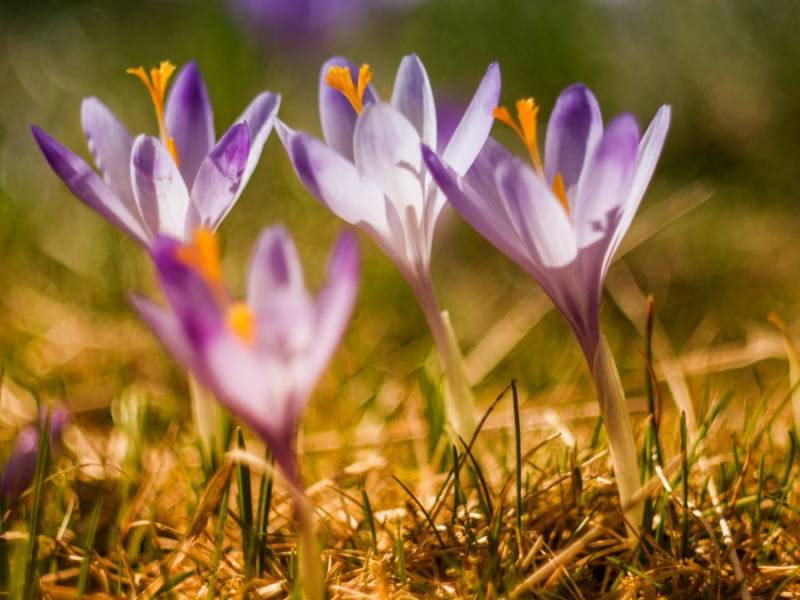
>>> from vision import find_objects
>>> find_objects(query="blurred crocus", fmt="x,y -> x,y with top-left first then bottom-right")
1,407 -> 69,502
132,226 -> 359,486
278,54 -> 500,442
424,84 -> 670,529
32,61 -> 280,246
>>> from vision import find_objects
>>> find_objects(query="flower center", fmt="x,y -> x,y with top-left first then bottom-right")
226,302 -> 256,345
325,64 -> 372,114
127,61 -> 180,165
176,228 -> 256,345
494,98 -> 570,215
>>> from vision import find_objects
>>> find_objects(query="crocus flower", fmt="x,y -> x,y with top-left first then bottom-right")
32,61 -> 280,246
131,226 -> 359,485
278,54 -> 500,441
1,407 -> 69,502
424,84 -> 670,529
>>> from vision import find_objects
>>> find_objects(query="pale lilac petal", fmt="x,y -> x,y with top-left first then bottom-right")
247,225 -> 305,306
496,158 -> 578,269
235,91 -> 280,197
187,123 -> 250,232
32,126 -> 149,245
131,135 -> 192,239
319,56 -> 378,161
284,131 -> 389,235
353,103 -> 424,217
422,145 -> 530,270
80,97 -> 138,216
165,61 -> 216,188
442,62 -> 501,175
391,54 -> 437,148
543,83 -> 603,193
573,114 -> 640,250
307,230 -> 359,387
130,293 -> 196,370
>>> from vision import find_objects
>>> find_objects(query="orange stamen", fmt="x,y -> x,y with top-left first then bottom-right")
226,302 -> 256,344
551,173 -> 570,214
325,64 -> 372,114
493,97 -> 543,175
176,228 -> 222,287
127,61 -> 180,165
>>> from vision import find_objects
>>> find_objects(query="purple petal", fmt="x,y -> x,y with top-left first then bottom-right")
80,97 -> 138,216
187,123 -> 250,232
0,427 -> 39,500
573,113 -> 640,250
391,54 -> 437,148
496,158 -> 578,268
285,131 -> 388,235
131,135 -> 192,239
319,56 -> 378,161
602,105 -> 671,277
442,62 -> 501,175
235,91 -> 280,199
544,83 -> 603,193
307,230 -> 359,387
247,225 -> 306,306
32,126 -> 149,245
131,293 -> 197,371
353,103 -> 423,216
423,145 -> 530,270
165,61 -> 216,188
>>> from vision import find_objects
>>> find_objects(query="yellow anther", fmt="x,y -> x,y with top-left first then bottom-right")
325,64 -> 372,114
127,61 -> 180,165
226,302 -> 256,344
493,97 -> 543,175
551,173 -> 570,215
176,228 -> 221,287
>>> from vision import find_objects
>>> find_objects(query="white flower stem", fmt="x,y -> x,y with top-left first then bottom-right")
188,375 -> 231,475
591,335 -> 642,534
413,273 -> 478,443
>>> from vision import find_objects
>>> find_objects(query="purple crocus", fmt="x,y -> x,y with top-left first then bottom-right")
278,54 -> 500,441
424,85 -> 670,529
131,227 -> 359,485
1,407 -> 69,502
32,61 -> 280,246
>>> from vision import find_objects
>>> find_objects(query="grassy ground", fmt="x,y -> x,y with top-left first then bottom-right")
2,0 -> 800,597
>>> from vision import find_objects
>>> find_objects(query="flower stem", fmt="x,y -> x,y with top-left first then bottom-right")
292,489 -> 324,600
413,273 -> 478,443
591,335 -> 642,535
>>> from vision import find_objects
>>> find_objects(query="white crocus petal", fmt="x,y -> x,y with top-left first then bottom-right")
391,54 -> 437,148
495,159 -> 578,269
284,129 -> 390,239
354,103 -> 426,219
442,62 -> 501,176
572,114 -> 640,251
235,91 -> 281,199
130,135 -> 192,240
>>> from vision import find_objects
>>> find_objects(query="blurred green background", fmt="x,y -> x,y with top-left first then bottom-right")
1,0 -> 799,453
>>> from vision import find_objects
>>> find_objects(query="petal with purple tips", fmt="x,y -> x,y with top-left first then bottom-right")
131,136 -> 192,239
131,293 -> 196,371
188,123 -> 250,232
32,126 -> 149,245
544,83 -> 603,193
442,62 -> 501,176
235,91 -> 280,198
165,61 -> 216,188
391,54 -> 437,148
80,97 -> 138,217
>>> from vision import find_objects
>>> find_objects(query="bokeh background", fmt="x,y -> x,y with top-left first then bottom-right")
1,0 -> 799,469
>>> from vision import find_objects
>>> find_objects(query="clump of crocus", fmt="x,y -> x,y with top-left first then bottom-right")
424,84 -> 671,530
132,226 -> 359,598
278,54 -> 500,442
32,60 -> 280,246
1,406 -> 69,503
